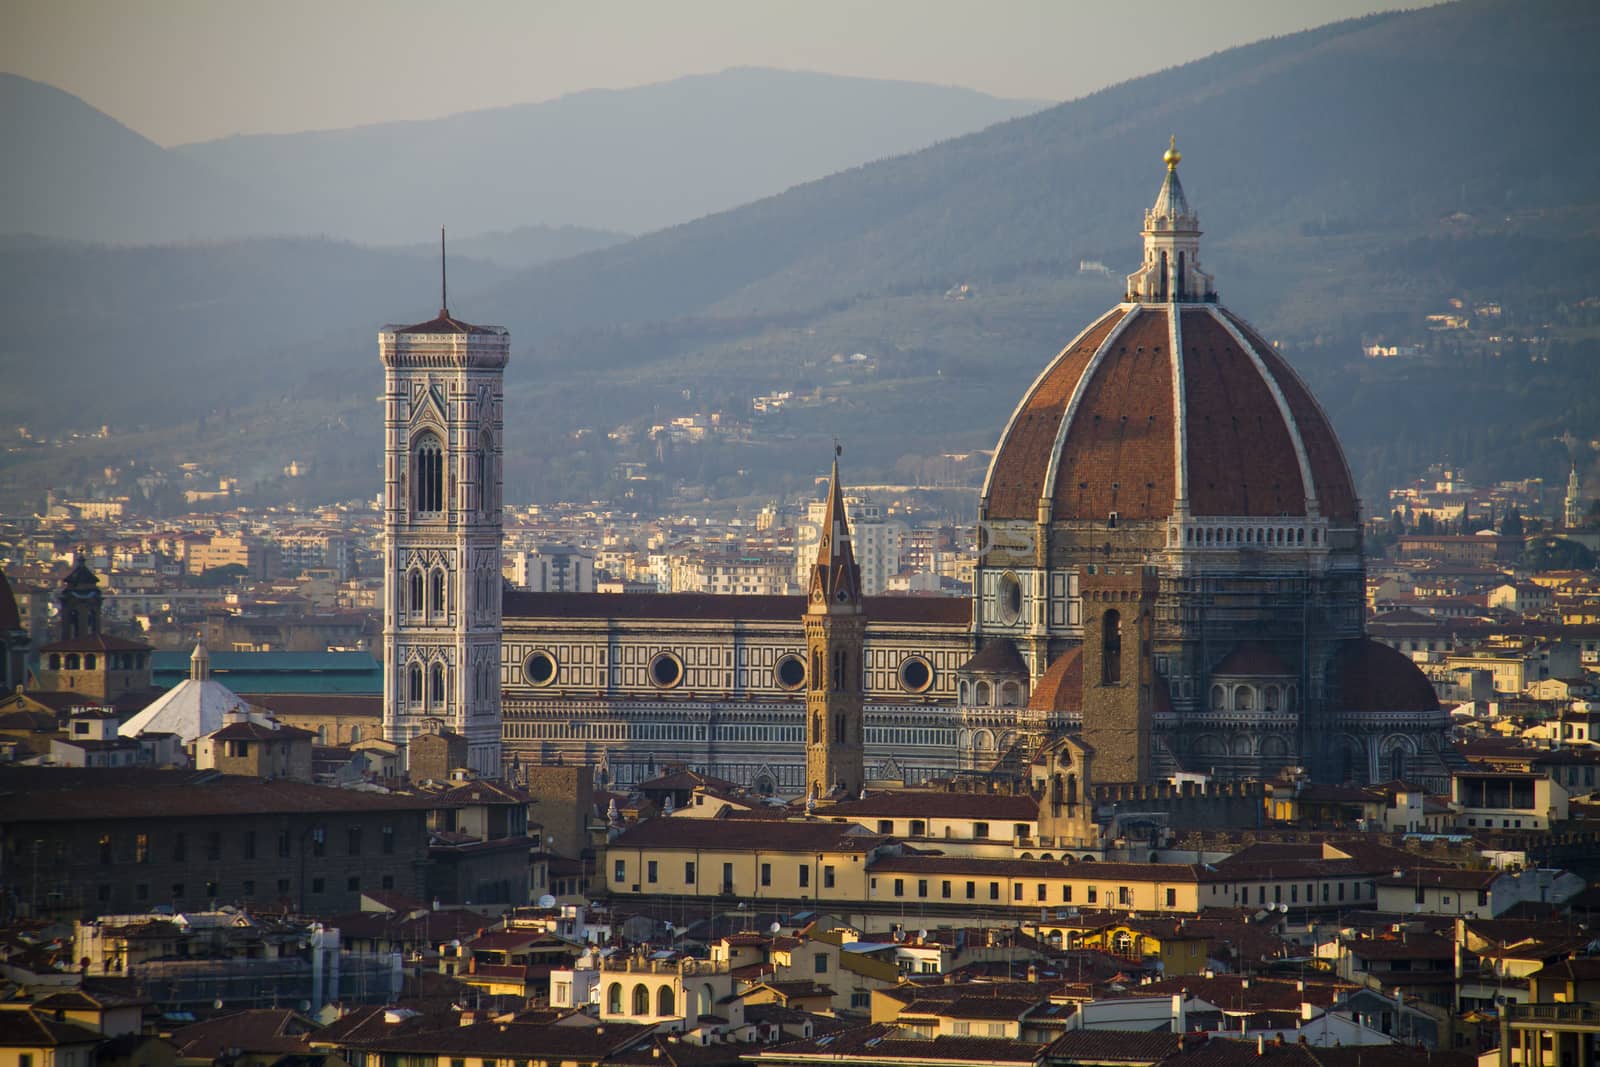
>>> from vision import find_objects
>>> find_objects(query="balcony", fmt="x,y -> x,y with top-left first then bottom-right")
1507,1003 -> 1600,1027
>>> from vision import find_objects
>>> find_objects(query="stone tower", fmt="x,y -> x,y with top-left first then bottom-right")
57,549 -> 102,640
379,275 -> 508,777
804,453 -> 866,799
1077,564 -> 1156,783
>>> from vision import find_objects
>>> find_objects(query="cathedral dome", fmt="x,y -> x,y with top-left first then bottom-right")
981,147 -> 1358,526
1332,639 -> 1440,714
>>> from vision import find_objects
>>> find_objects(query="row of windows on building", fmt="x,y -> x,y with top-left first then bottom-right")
1208,683 -> 1298,712
46,651 -> 147,671
519,648 -> 938,695
617,858 -> 841,891
1181,525 -> 1320,547
84,824 -> 399,864
85,872 -> 398,905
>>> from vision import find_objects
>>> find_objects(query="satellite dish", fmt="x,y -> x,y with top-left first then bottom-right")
769,921 -> 782,934
1278,903 -> 1289,913
213,999 -> 224,1010
538,894 -> 557,909
917,929 -> 928,942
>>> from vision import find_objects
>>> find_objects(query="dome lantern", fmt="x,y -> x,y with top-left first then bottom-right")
1126,137 -> 1215,304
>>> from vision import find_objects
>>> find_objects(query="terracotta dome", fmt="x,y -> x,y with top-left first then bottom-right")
983,304 -> 1357,524
982,145 -> 1357,527
1027,647 -> 1171,714
1333,639 -> 1440,713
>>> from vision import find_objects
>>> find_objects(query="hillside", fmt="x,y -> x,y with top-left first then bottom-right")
4,0 -> 1599,511
0,75 -> 275,244
170,69 -> 1046,243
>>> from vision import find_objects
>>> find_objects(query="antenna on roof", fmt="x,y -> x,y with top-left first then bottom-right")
440,226 -> 449,317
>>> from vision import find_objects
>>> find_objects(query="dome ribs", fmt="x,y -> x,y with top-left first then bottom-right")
1178,308 -> 1305,517
1222,311 -> 1360,523
1051,309 -> 1175,522
984,307 -> 1126,520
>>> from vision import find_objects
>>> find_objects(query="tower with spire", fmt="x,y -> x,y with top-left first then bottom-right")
1125,137 -> 1215,304
1565,460 -> 1586,529
379,235 -> 509,777
804,449 -> 866,799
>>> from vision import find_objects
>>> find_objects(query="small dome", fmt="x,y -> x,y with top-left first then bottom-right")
1028,649 -> 1083,713
1333,639 -> 1440,713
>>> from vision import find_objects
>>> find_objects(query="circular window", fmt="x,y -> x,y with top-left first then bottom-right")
523,651 -> 557,687
899,655 -> 934,693
649,652 -> 683,689
775,654 -> 807,691
998,572 -> 1023,625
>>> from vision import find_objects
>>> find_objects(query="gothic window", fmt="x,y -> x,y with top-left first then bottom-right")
812,650 -> 822,690
812,713 -> 821,744
408,570 -> 423,614
1176,250 -> 1186,296
430,569 -> 446,616
1101,610 -> 1122,685
408,663 -> 423,704
478,431 -> 494,514
430,662 -> 446,705
413,433 -> 444,516
833,650 -> 846,691
1158,251 -> 1169,301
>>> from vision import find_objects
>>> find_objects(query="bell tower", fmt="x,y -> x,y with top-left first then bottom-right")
380,237 -> 508,777
804,450 -> 866,800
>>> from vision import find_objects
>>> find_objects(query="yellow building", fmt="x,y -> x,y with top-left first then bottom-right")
603,818 -> 886,904
865,856 -> 1205,914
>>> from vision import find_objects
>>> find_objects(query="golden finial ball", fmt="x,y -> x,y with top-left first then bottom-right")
1164,135 -> 1181,170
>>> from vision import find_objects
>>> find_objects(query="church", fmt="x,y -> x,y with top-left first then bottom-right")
379,144 -> 1451,794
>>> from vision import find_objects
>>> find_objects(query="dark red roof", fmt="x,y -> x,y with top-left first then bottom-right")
1334,638 -> 1441,713
961,638 -> 1027,676
40,633 -> 151,653
205,721 -> 316,742
1029,648 -> 1083,713
984,304 -> 1359,523
609,818 -> 886,854
389,310 -> 502,335
502,590 -> 969,626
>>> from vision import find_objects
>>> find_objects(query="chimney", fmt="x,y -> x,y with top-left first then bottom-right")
1171,994 -> 1186,1034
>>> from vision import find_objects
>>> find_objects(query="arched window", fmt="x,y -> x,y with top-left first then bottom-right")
65,653 -> 80,670
478,431 -> 494,514
1234,686 -> 1254,711
812,713 -> 821,744
1211,684 -> 1226,710
632,983 -> 650,1016
84,654 -> 96,670
812,650 -> 822,690
413,433 -> 444,516
607,983 -> 622,1014
1000,682 -> 1021,707
657,985 -> 675,1017
351,725 -> 362,743
1158,250 -> 1169,301
430,570 -> 446,615
833,650 -> 846,691
408,663 -> 423,704
1101,610 -> 1121,685
430,663 -> 446,704
959,680 -> 970,703
1263,685 -> 1281,712
409,570 -> 423,613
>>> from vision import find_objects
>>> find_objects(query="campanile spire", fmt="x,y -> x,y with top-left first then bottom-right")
1126,137 -> 1215,304
804,448 -> 865,799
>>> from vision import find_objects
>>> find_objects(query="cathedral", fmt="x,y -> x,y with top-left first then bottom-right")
380,144 -> 1451,793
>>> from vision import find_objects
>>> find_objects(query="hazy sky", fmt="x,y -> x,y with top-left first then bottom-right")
5,0 -> 1435,147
